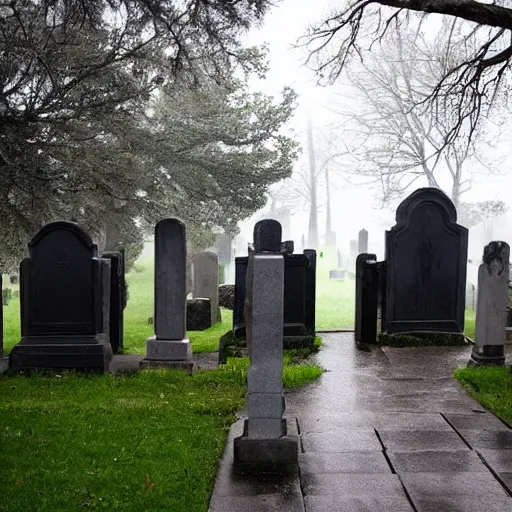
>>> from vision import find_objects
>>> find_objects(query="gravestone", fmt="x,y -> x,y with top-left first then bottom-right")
102,252 -> 124,353
9,221 -> 112,372
140,218 -> 192,371
214,234 -> 233,265
304,250 -> 317,336
355,253 -> 378,344
192,251 -> 220,324
254,219 -> 282,252
358,229 -> 368,254
466,282 -> 476,311
469,241 -> 510,366
234,245 -> 298,467
349,239 -> 358,258
0,275 -> 3,357
384,188 -> 468,334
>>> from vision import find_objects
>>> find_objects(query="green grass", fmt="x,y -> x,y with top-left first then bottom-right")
454,366 -> 512,424
0,368 -> 246,512
376,332 -> 469,347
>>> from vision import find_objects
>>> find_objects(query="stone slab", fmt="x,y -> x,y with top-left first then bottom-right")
301,431 -> 382,452
444,412 -> 510,431
400,472 -> 509,498
299,451 -> 391,475
459,429 -> 512,449
234,435 -> 299,466
144,337 -> 192,361
411,495 -> 512,512
371,412 -> 453,431
387,450 -> 487,473
209,492 -> 304,512
301,473 -> 407,498
478,449 -> 512,472
377,430 -> 470,451
304,495 -> 414,512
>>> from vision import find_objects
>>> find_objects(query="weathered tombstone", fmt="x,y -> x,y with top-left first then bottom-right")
469,241 -> 510,366
9,221 -> 112,372
214,234 -> 233,265
384,188 -> 468,335
466,282 -> 476,311
355,253 -> 378,344
102,252 -> 124,353
192,251 -> 220,324
234,243 -> 298,467
140,218 -> 192,371
329,269 -> 345,280
358,229 -> 368,254
254,219 -> 282,252
233,256 -> 248,337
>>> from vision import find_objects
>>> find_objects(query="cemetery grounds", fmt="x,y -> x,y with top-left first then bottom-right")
0,251 -> 322,512
0,249 -> 509,512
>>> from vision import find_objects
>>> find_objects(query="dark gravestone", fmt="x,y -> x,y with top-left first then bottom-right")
283,254 -> 309,336
384,188 -> 468,334
376,261 -> 387,334
304,250 -> 317,336
358,229 -> 368,254
186,298 -> 212,331
281,241 -> 294,255
9,221 -> 112,372
102,252 -> 124,354
233,256 -> 248,337
0,275 -> 3,357
254,219 -> 282,252
355,253 -> 378,344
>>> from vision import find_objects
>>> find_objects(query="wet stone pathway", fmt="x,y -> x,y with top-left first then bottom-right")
210,333 -> 512,512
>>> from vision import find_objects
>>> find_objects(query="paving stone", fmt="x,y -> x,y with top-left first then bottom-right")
478,449 -> 512,472
444,412 -> 510,431
301,431 -> 382,452
304,495 -> 414,512
371,412 -> 452,431
400,472 -> 508,499
387,450 -> 487,473
412,495 -> 512,512
459,430 -> 512,449
301,473 -> 406,498
377,430 -> 470,451
298,413 -> 375,433
209,492 -> 304,512
299,451 -> 391,475
499,473 -> 512,493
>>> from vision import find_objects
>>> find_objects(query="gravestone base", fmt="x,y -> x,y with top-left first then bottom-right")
143,337 -> 192,361
8,335 -> 112,373
234,419 -> 298,469
468,345 -> 505,366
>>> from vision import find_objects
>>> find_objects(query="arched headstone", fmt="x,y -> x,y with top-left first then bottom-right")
384,188 -> 468,334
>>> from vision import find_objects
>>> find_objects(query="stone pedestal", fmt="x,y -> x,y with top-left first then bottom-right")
234,237 -> 298,469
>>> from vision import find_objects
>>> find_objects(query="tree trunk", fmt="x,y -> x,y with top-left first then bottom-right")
307,111 -> 319,250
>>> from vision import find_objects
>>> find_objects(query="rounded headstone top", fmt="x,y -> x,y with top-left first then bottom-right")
29,221 -> 94,249
395,187 -> 457,225
155,217 -> 186,230
253,219 -> 282,253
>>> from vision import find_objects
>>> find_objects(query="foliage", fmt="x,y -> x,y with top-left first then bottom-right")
458,200 -> 508,228
304,0 -> 512,149
455,366 -> 512,424
326,26 -> 499,207
0,0 -> 297,269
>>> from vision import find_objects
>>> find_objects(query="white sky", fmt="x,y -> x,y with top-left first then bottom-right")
238,0 -> 512,259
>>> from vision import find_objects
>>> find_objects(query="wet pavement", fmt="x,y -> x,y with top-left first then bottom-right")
209,333 -> 512,512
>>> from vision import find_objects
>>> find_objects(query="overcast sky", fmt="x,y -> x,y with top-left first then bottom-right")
237,0 -> 512,258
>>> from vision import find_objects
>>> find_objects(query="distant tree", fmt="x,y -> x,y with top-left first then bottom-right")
304,0 -> 512,148
458,200 -> 508,228
325,26 -> 499,208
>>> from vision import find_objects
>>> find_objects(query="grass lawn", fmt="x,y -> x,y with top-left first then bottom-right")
454,366 -> 512,425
